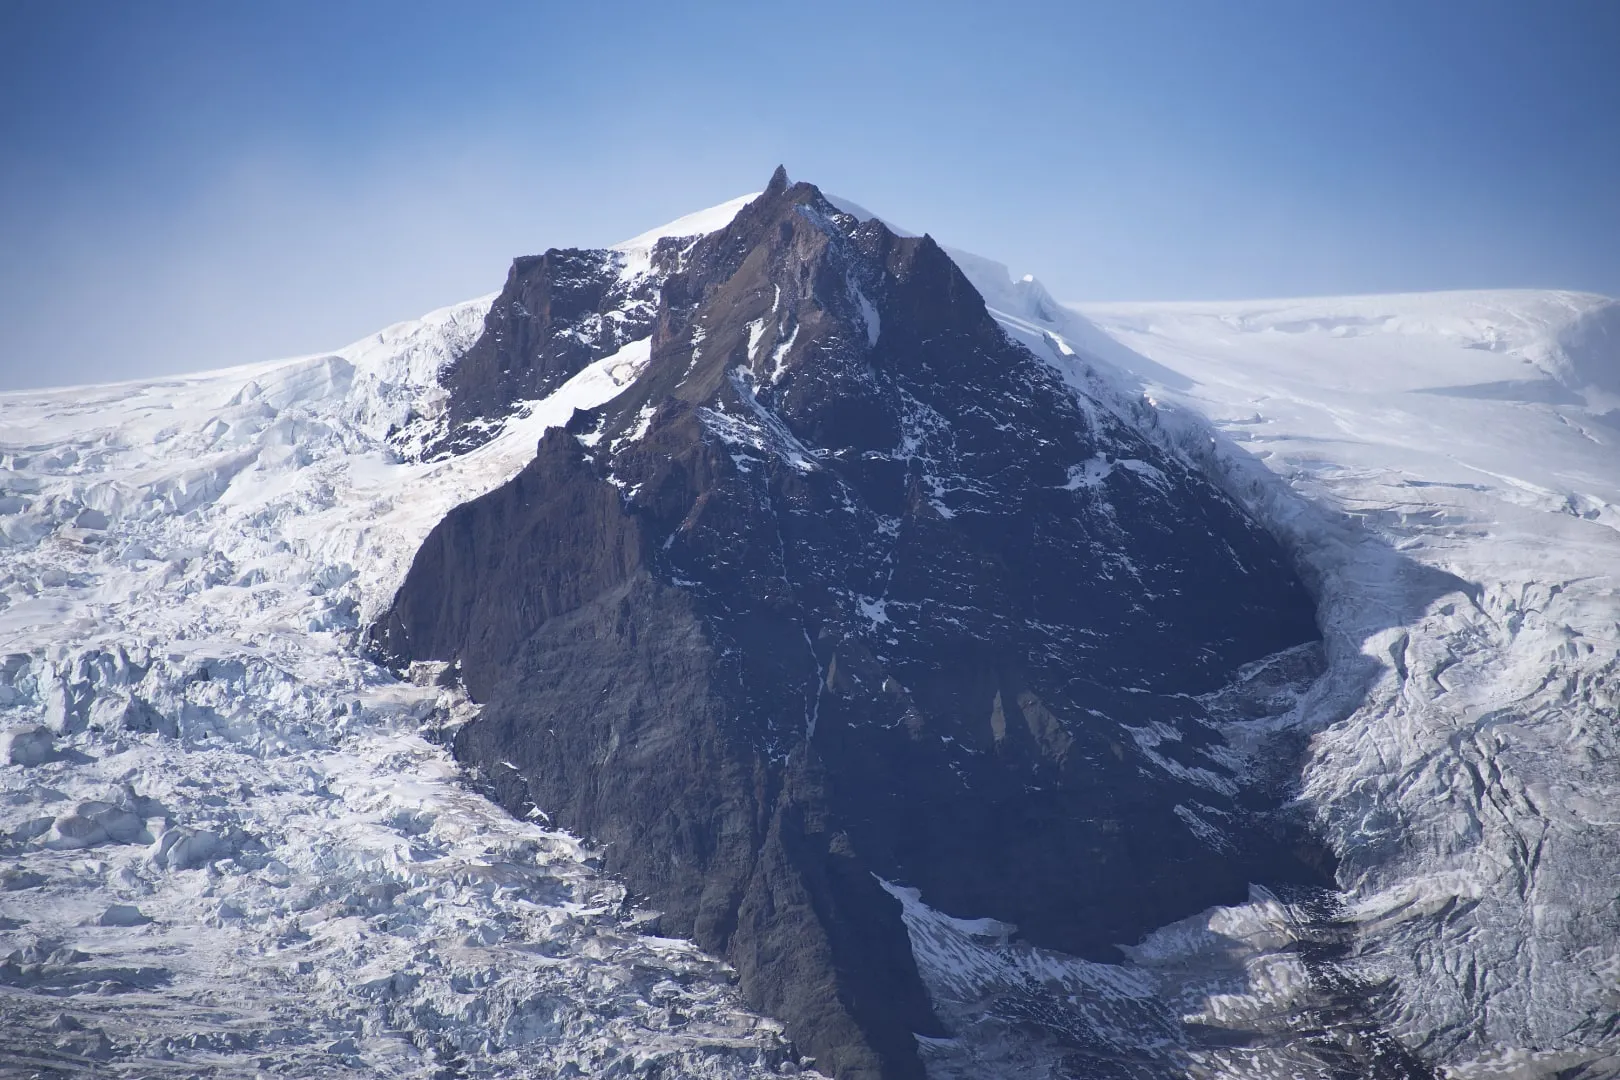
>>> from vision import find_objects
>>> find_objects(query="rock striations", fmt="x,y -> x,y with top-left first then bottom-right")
373,170 -> 1327,1078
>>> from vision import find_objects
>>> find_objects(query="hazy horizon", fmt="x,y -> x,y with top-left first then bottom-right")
3,1 -> 1616,390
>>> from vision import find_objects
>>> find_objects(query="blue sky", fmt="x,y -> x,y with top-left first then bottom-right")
2,1 -> 1616,388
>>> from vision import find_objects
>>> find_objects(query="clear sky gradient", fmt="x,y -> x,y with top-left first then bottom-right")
2,1 -> 1616,389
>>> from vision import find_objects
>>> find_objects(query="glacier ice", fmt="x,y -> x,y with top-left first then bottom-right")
0,290 -> 800,1075
1063,290 -> 1620,1078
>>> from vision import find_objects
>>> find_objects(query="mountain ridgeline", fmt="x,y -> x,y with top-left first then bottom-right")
371,169 -> 1329,1078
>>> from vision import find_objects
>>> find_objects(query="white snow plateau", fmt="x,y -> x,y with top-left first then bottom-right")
3,188 -> 1619,1080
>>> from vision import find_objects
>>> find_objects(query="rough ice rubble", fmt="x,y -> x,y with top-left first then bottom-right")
884,874 -> 1362,1080
0,288 -> 797,1074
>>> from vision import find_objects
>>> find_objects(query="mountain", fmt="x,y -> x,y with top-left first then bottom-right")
370,169 -> 1336,1078
2,169 -> 1617,1080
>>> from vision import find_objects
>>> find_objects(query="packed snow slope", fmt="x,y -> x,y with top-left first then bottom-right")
0,227 -> 804,1073
1063,290 -> 1620,1078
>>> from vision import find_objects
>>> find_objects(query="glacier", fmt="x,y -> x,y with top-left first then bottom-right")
1075,291 -> 1620,1079
982,283 -> 1620,1079
0,233 -> 801,1073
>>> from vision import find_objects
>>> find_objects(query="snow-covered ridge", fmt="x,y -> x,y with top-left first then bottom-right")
0,202 -> 792,1076
1085,288 -> 1619,405
610,192 -> 759,281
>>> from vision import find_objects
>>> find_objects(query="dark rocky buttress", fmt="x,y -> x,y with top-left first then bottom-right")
372,168 -> 1327,1079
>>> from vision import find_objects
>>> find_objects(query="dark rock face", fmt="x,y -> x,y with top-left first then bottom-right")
373,169 -> 1327,1079
431,244 -> 663,456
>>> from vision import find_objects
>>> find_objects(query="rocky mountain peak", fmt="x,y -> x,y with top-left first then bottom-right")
373,170 -> 1332,1078
577,171 -> 990,465
766,162 -> 791,196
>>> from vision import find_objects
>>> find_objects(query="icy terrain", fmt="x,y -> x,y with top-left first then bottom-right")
5,174 -> 1617,1080
0,217 -> 803,1074
1063,291 -> 1620,1078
